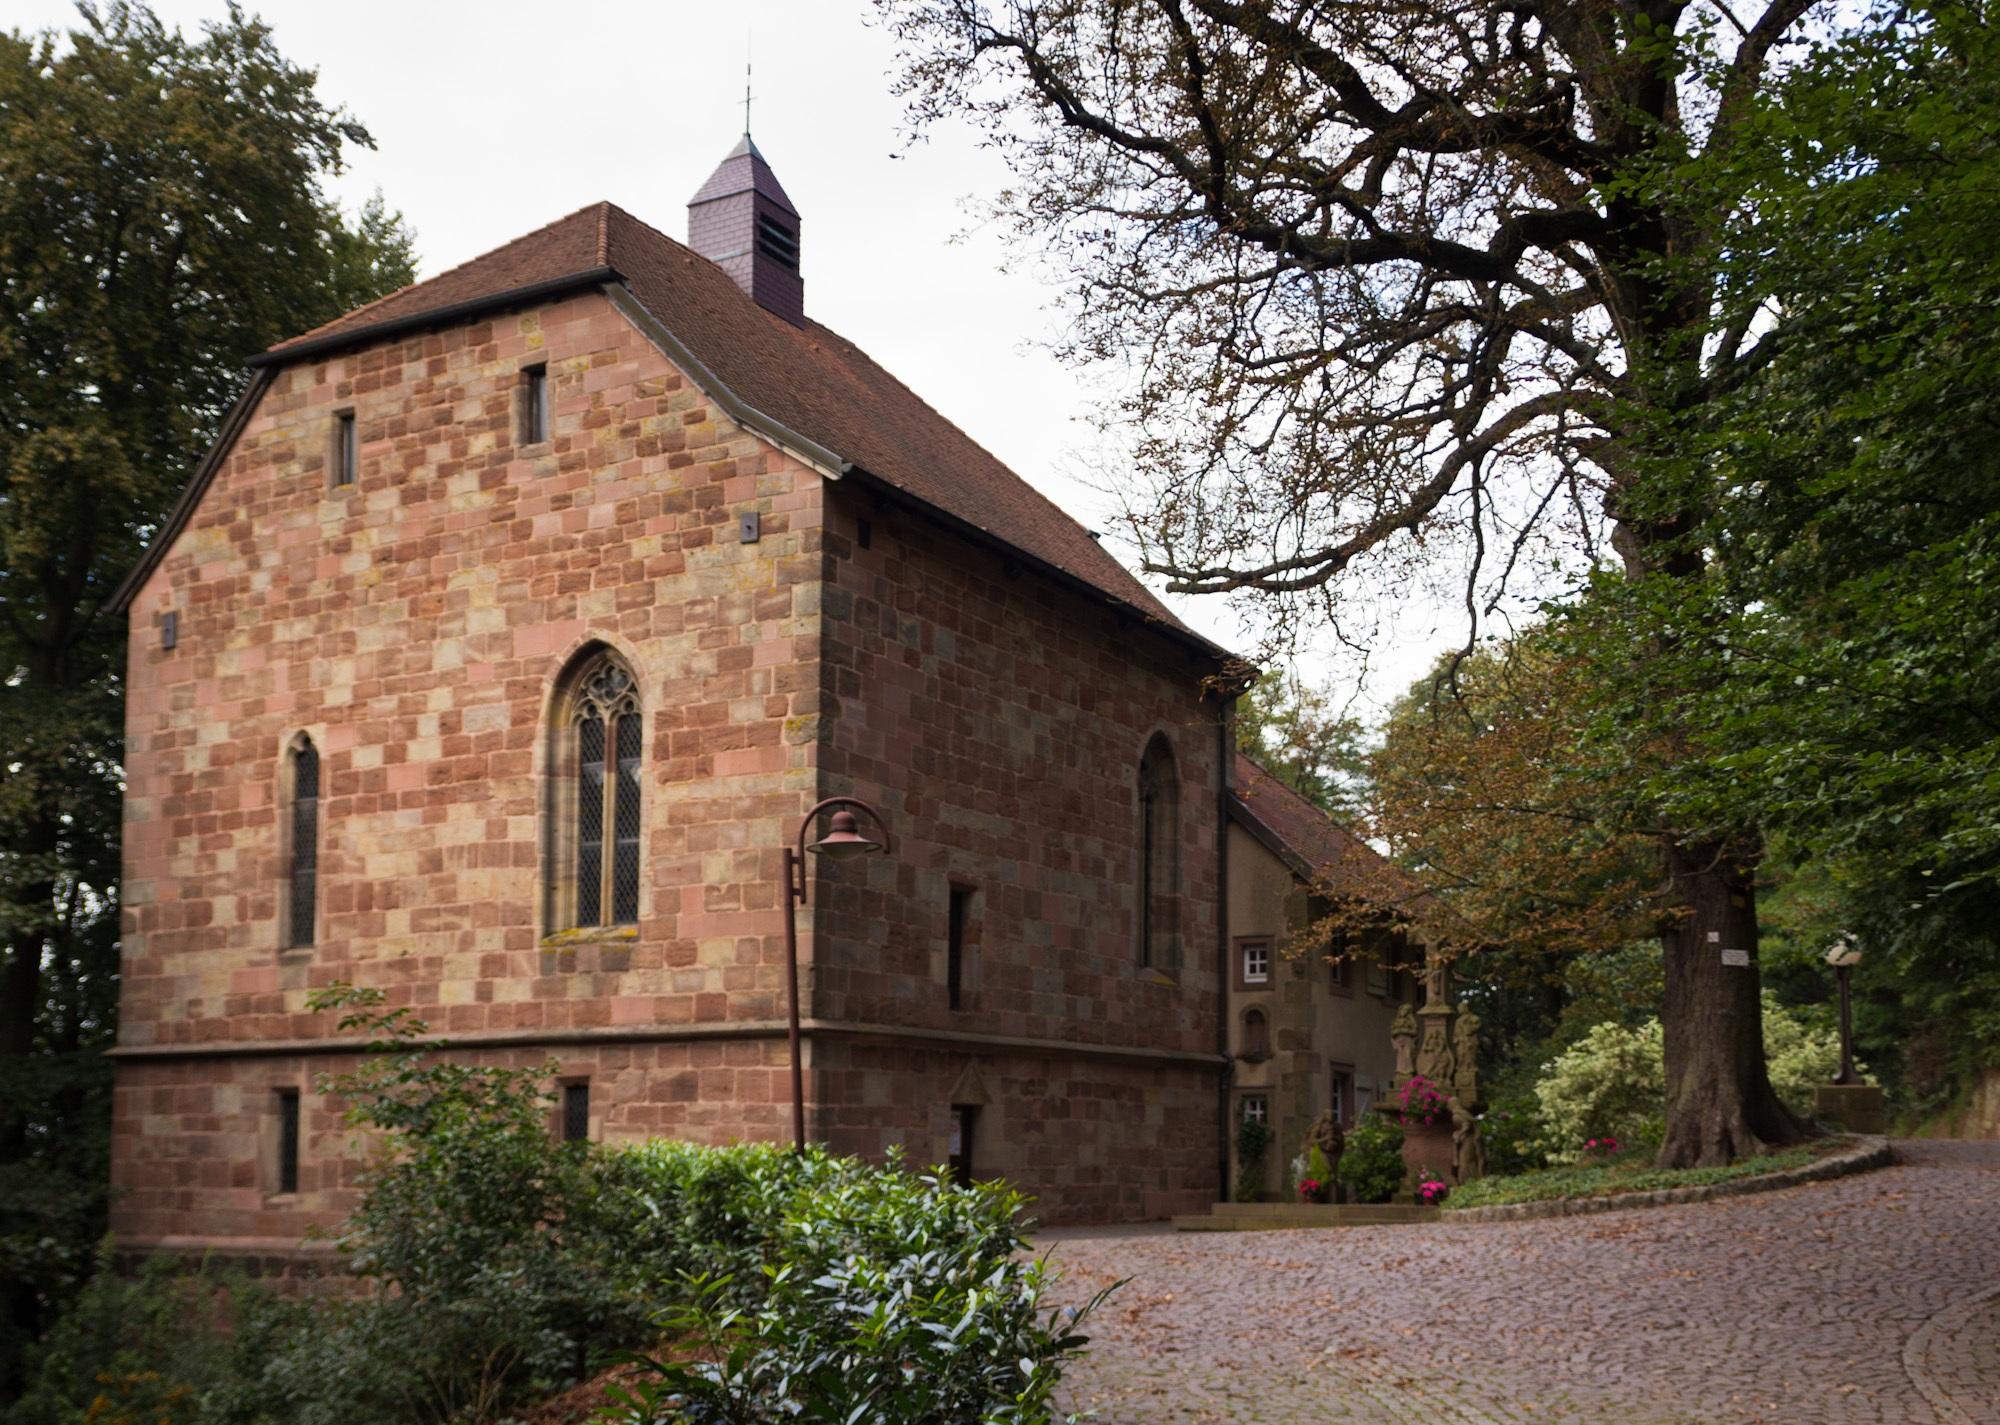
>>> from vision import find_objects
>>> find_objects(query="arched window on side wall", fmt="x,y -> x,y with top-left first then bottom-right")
1137,733 -> 1182,973
1241,1007 -> 1271,1061
285,737 -> 319,950
550,649 -> 644,931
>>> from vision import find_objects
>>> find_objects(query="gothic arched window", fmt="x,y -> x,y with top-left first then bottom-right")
1137,733 -> 1182,972
551,650 -> 643,930
284,736 -> 319,950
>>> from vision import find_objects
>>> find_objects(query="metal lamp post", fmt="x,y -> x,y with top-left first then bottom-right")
781,798 -> 890,1152
1825,936 -> 1864,1087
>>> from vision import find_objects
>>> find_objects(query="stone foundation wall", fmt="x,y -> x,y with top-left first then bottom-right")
814,1039 -> 1219,1224
109,1036 -> 796,1244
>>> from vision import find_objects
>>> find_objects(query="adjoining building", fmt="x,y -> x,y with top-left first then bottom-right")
1225,753 -> 1424,1197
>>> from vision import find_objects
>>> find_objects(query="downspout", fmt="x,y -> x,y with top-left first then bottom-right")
1216,698 -> 1235,1204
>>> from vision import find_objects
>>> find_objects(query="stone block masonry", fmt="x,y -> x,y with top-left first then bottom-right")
112,283 -> 1227,1245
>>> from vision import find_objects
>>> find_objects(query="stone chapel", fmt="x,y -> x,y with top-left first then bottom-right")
104,132 -> 1410,1253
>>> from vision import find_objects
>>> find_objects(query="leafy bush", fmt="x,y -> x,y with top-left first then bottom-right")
1534,1019 -> 1667,1162
1476,1094 -> 1548,1176
1232,1117 -> 1271,1201
1446,1140 -> 1832,1210
1535,996 -> 1857,1162
14,987 -> 1109,1425
1335,1116 -> 1404,1204
606,1162 -> 1107,1425
1294,1143 -> 1333,1203
1763,1003 -> 1849,1112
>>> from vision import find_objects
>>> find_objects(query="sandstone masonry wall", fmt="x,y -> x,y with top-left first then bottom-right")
114,290 -> 823,1240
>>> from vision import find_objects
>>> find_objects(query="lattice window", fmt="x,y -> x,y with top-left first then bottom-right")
561,1082 -> 590,1143
286,738 -> 318,949
555,652 -> 643,930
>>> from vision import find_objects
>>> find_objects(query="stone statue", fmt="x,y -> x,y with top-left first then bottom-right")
1390,1004 -> 1418,1080
1307,1109 -> 1345,1177
1450,1097 -> 1486,1185
1423,956 -> 1452,1009
1453,1008 -> 1482,1100
1418,1017 -> 1455,1086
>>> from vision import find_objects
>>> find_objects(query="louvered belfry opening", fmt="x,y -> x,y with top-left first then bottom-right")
287,739 -> 319,949
688,132 -> 805,326
565,652 -> 642,929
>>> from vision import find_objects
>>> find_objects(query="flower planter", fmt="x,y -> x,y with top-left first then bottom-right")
1400,1119 -> 1455,1186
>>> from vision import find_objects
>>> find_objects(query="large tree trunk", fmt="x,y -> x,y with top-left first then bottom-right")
1656,836 -> 1807,1168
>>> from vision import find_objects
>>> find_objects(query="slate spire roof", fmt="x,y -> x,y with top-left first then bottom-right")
252,200 -> 1215,652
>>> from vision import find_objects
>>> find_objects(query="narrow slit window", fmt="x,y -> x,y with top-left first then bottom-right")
333,412 -> 357,487
523,365 -> 549,444
947,885 -> 972,1010
562,1083 -> 590,1143
949,1104 -> 978,1187
276,1088 -> 300,1195
286,738 -> 318,949
1137,735 -> 1181,972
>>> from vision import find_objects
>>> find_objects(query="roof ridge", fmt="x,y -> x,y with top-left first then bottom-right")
271,200 -> 613,352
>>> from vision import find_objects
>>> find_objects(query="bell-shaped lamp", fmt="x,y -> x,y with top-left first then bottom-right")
807,809 -> 881,860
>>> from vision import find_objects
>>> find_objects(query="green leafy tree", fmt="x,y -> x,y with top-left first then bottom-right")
0,2 -> 415,1387
1554,0 -> 2000,1113
1233,670 -> 1370,819
876,0 -> 1856,1167
879,0 -> 1997,1166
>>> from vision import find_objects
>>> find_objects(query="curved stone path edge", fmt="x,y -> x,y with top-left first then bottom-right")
1902,1281 -> 2000,1425
1444,1134 -> 1893,1222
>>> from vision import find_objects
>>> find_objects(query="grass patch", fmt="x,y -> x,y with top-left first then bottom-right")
1445,1136 -> 1852,1210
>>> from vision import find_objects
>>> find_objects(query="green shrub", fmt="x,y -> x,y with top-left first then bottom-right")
1476,1094 -> 1549,1177
607,1163 -> 1107,1425
1335,1116 -> 1404,1203
16,987 -> 1111,1425
1533,1019 -> 1667,1163
1534,996 -> 1857,1162
1294,1143 -> 1333,1202
1232,1117 -> 1271,1201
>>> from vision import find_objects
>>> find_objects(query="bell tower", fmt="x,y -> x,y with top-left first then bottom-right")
688,130 -> 804,327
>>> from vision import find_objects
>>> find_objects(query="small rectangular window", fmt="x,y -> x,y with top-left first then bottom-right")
160,610 -> 178,650
1240,1094 -> 1269,1127
1242,940 -> 1270,985
946,885 -> 973,1010
1330,1067 -> 1356,1129
333,411 -> 357,487
561,1082 -> 590,1143
276,1088 -> 300,1195
522,365 -> 549,445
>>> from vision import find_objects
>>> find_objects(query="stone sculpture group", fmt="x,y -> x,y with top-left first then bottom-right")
1390,969 -> 1485,1190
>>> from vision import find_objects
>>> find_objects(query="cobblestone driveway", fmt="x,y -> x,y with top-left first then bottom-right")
1041,1140 -> 2000,1425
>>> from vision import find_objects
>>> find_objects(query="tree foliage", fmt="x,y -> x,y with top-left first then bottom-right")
1232,669 -> 1370,818
0,1 -> 416,1388
878,0 -> 1997,1164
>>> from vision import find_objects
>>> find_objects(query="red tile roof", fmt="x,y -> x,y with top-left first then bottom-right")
1230,751 -> 1419,903
265,201 -> 1212,650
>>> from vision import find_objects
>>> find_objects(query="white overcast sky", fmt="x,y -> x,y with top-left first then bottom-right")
19,0 -> 1474,714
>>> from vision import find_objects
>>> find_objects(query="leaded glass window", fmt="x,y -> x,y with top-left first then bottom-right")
561,653 -> 642,929
287,738 -> 318,949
